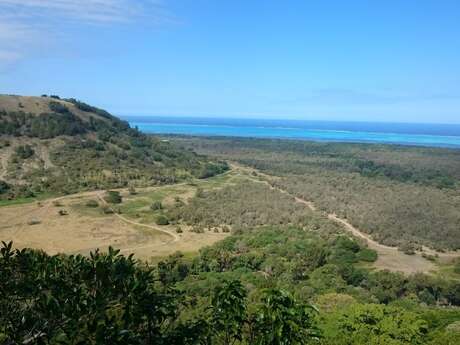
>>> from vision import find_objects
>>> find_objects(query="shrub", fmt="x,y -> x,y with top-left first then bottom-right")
197,162 -> 229,179
0,180 -> 10,194
85,200 -> 99,208
151,201 -> 163,211
175,226 -> 183,233
104,191 -> 122,204
15,145 -> 34,159
156,215 -> 169,225
357,248 -> 378,262
400,243 -> 416,255
48,101 -> 69,114
422,253 -> 437,262
191,226 -> 204,234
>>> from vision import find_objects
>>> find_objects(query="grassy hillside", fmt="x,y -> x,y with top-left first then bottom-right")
0,95 -> 227,200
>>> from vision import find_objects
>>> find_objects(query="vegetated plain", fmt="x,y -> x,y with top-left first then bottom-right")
170,135 -> 460,252
2,95 -> 460,344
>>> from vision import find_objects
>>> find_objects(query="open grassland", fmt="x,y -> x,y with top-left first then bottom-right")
0,172 -> 237,260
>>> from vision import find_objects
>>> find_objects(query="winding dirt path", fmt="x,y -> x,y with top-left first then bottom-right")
95,192 -> 179,244
234,164 -> 450,274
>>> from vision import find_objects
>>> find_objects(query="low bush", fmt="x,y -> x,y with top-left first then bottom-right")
104,191 -> 122,204
0,180 -> 10,194
48,101 -> 69,114
151,201 -> 163,211
357,248 -> 378,262
85,199 -> 99,208
15,145 -> 34,159
156,215 -> 169,225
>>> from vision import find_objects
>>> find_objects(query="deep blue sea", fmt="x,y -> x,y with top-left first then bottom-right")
122,116 -> 460,148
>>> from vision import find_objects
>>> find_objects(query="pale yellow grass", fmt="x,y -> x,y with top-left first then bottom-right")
0,188 -> 228,260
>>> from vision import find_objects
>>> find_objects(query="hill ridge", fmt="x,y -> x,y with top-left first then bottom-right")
0,94 -> 228,201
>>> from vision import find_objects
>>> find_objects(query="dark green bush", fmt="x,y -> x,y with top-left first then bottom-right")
0,180 -> 10,194
156,215 -> 169,225
104,191 -> 122,204
357,248 -> 378,262
48,101 -> 70,114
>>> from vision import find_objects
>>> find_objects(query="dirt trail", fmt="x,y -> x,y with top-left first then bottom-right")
96,193 -> 179,243
1,176 -> 233,259
234,163 -> 445,274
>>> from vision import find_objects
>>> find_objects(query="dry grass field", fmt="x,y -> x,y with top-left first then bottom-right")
0,172 -> 237,261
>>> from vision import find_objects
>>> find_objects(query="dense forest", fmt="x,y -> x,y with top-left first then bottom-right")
169,136 -> 460,251
0,96 -> 228,200
1,225 -> 459,344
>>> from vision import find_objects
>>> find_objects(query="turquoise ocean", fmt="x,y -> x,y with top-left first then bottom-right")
122,116 -> 460,148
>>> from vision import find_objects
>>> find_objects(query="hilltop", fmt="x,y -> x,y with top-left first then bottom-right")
0,95 -> 227,200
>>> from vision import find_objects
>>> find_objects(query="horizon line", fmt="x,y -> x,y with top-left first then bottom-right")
117,114 -> 460,127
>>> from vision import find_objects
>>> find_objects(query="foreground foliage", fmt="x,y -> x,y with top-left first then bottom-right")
0,242 -> 319,345
1,222 -> 459,344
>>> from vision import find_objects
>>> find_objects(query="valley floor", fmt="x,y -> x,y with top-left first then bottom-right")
233,163 -> 460,275
1,164 -> 459,276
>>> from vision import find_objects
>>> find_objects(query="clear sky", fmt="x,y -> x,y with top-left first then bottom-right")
1,0 -> 459,123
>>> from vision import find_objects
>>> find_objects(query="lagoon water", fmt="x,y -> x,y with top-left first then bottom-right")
123,116 -> 460,148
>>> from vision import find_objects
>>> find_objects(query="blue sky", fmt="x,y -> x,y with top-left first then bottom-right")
1,0 -> 460,123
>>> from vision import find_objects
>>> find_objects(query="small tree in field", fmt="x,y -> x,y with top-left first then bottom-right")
151,201 -> 163,211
